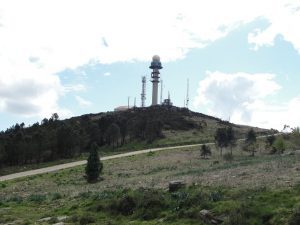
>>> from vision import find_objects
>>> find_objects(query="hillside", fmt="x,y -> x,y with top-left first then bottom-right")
0,138 -> 299,224
0,106 -> 272,173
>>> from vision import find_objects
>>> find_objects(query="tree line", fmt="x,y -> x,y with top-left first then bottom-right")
0,106 -> 196,168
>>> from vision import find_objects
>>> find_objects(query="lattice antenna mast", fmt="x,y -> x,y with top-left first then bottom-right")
141,76 -> 146,107
186,78 -> 189,109
160,79 -> 163,104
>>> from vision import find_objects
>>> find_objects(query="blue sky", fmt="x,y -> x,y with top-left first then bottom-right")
0,0 -> 300,131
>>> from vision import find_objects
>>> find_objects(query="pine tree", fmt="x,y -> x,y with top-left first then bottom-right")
245,128 -> 257,156
200,144 -> 212,159
85,142 -> 103,182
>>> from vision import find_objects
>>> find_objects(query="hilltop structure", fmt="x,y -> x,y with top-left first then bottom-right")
150,55 -> 163,106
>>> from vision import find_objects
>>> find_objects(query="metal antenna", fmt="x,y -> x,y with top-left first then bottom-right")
141,76 -> 146,107
186,78 -> 189,109
160,79 -> 163,104
134,97 -> 136,107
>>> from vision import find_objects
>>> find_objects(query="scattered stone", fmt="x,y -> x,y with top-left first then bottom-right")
281,151 -> 295,156
295,150 -> 300,155
168,180 -> 186,192
57,216 -> 68,221
52,223 -> 64,225
199,209 -> 223,224
38,217 -> 52,222
158,218 -> 165,223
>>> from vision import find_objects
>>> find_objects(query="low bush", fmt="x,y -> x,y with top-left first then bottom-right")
223,153 -> 234,162
51,192 -> 62,200
7,195 -> 23,203
79,214 -> 96,225
223,207 -> 250,225
28,194 -> 46,203
289,205 -> 300,225
117,195 -> 136,216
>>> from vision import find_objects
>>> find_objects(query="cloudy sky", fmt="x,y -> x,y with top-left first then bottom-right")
0,0 -> 300,131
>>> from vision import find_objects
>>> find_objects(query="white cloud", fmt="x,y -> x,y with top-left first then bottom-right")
103,72 -> 111,77
0,0 -> 299,120
64,84 -> 86,92
0,52 -> 71,118
193,71 -> 300,130
75,96 -> 92,107
248,1 -> 300,52
2,0 -> 297,68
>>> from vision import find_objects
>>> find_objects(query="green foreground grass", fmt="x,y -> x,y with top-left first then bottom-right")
1,183 -> 300,224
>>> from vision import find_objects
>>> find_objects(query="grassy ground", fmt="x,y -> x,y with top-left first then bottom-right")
0,140 -> 300,224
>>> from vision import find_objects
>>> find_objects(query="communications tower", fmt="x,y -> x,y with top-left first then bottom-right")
141,76 -> 146,107
150,55 -> 163,106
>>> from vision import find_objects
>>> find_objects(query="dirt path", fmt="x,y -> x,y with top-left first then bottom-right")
0,143 -> 214,182
0,134 -> 276,182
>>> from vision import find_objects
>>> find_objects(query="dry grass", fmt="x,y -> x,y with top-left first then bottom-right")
1,145 -> 299,200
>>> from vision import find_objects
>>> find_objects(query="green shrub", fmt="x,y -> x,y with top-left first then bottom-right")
7,195 -> 23,203
137,190 -> 165,220
79,214 -> 96,225
51,192 -> 62,200
273,137 -> 286,154
117,195 -> 137,216
289,205 -> 300,225
171,191 -> 189,211
223,153 -> 234,162
223,207 -> 249,225
78,191 -> 93,199
28,194 -> 46,203
146,151 -> 155,157
209,191 -> 222,202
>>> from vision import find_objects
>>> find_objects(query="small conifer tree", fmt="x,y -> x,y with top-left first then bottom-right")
85,142 -> 103,183
200,144 -> 212,159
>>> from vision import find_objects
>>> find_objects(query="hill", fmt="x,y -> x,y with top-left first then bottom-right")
0,106 -> 272,173
0,138 -> 299,224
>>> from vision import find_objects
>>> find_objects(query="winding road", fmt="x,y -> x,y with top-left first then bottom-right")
0,143 -> 214,182
0,134 -> 275,182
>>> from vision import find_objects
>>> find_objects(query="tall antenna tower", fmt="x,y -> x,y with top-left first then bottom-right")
160,80 -> 163,104
150,55 -> 163,106
141,76 -> 146,107
186,78 -> 189,109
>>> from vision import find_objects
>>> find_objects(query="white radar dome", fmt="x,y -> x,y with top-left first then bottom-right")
152,55 -> 160,62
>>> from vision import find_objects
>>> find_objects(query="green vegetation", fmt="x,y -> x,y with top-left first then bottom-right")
243,128 -> 257,156
0,183 -> 299,224
0,106 -> 270,175
200,144 -> 211,159
214,126 -> 237,156
273,136 -> 286,154
0,138 -> 299,224
85,143 -> 103,183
